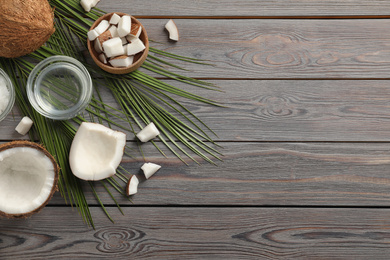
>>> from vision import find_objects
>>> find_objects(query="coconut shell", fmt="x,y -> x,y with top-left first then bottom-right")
0,141 -> 59,218
0,0 -> 55,58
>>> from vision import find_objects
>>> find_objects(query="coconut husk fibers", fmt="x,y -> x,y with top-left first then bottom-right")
0,0 -> 55,58
0,141 -> 59,218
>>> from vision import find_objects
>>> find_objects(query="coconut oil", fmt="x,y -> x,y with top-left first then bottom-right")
0,75 -> 10,114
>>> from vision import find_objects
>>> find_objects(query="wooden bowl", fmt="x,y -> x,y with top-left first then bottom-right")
87,12 -> 149,74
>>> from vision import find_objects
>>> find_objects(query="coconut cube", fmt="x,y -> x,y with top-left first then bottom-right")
109,55 -> 134,68
121,37 -> 128,45
108,25 -> 119,38
87,29 -> 99,41
126,35 -> 137,43
117,15 -> 131,37
102,37 -> 125,58
94,39 -> 103,54
141,162 -> 161,179
95,19 -> 110,35
109,13 -> 121,25
15,116 -> 33,135
97,30 -> 113,45
126,38 -> 145,56
98,53 -> 107,64
136,122 -> 160,142
130,23 -> 142,38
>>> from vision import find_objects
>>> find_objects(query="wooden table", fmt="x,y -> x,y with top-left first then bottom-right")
2,1 -> 390,259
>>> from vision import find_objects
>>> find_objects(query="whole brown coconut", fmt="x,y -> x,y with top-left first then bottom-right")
0,0 -> 55,58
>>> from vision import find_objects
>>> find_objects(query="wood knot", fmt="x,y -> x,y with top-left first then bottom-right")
94,227 -> 144,253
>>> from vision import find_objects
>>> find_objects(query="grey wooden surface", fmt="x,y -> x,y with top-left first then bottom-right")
2,1 -> 390,259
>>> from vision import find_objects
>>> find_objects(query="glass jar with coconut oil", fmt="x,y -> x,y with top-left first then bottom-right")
0,68 -> 15,122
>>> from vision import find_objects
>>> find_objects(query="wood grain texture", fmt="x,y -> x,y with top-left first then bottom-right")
47,142 -> 390,206
2,207 -> 390,259
138,19 -> 390,79
3,80 -> 390,142
98,0 -> 390,17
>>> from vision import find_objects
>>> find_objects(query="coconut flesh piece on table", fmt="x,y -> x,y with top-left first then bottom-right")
80,0 -> 100,12
15,116 -> 34,135
141,162 -> 161,179
69,122 -> 126,181
136,122 -> 160,142
165,19 -> 179,41
126,175 -> 139,196
0,0 -> 55,58
0,141 -> 59,218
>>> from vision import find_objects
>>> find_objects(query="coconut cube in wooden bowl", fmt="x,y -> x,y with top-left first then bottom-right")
87,12 -> 149,74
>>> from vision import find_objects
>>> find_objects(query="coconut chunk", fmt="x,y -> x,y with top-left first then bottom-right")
141,162 -> 161,179
97,30 -> 113,45
15,116 -> 33,135
80,0 -> 100,12
87,29 -> 99,41
130,23 -> 142,38
94,39 -> 103,54
109,13 -> 121,25
0,141 -> 58,217
136,122 -> 160,142
126,35 -> 137,43
108,25 -> 119,38
102,37 -> 125,58
126,175 -> 139,196
69,122 -> 126,181
117,15 -> 131,37
109,55 -> 134,68
80,0 -> 94,12
126,38 -> 146,56
165,19 -> 179,41
95,19 -> 110,35
121,37 -> 128,45
98,53 -> 107,64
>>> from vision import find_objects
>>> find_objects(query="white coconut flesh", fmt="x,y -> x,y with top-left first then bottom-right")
69,122 -> 126,181
0,147 -> 56,215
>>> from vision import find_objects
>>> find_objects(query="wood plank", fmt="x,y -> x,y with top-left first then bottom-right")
2,207 -> 390,259
139,19 -> 390,79
49,142 -> 390,206
98,0 -> 390,17
4,80 -> 390,142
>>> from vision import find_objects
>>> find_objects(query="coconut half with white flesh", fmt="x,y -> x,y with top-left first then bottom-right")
69,122 -> 126,181
0,141 -> 59,218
